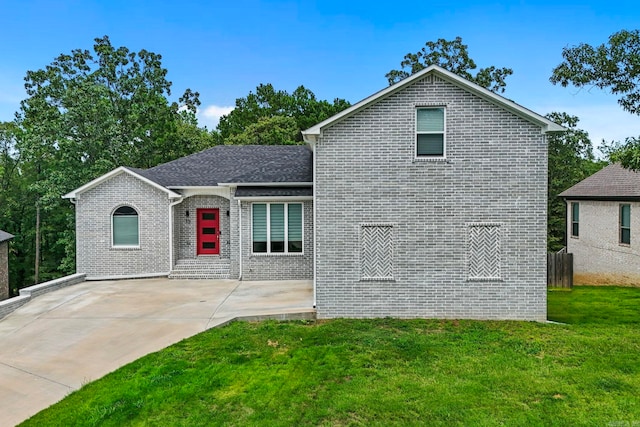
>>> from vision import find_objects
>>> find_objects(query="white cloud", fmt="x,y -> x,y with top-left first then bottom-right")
536,103 -> 640,157
197,105 -> 235,130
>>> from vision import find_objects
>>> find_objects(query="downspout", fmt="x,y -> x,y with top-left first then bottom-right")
169,197 -> 184,274
312,141 -> 317,308
238,198 -> 243,280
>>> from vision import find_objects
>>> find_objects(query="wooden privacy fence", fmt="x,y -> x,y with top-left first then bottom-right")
547,252 -> 573,288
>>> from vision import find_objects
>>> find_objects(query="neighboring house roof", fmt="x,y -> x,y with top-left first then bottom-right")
137,145 -> 312,187
559,163 -> 640,201
234,186 -> 313,198
302,64 -> 566,142
0,230 -> 14,243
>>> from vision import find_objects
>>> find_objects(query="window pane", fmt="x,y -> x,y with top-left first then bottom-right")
621,228 -> 631,245
621,205 -> 630,227
271,241 -> 285,252
270,204 -> 285,241
203,228 -> 216,234
114,206 -> 137,216
288,204 -> 302,242
203,242 -> 216,249
252,204 -> 267,243
417,134 -> 444,156
572,203 -> 579,222
113,216 -> 139,246
253,241 -> 267,253
288,241 -> 303,252
203,212 -> 216,220
417,108 -> 444,132
572,223 -> 579,237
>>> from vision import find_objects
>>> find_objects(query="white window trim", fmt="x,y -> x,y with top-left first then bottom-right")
620,203 -> 631,246
570,202 -> 579,239
415,106 -> 446,160
251,202 -> 304,255
111,205 -> 141,249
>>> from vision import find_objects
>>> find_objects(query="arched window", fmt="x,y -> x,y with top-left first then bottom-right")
112,206 -> 139,247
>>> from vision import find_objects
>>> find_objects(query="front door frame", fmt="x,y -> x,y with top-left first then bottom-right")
196,208 -> 220,255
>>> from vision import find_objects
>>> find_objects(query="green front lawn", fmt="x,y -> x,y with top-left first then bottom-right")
22,287 -> 640,426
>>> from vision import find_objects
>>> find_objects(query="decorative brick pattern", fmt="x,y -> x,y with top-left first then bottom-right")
360,224 -> 393,280
467,223 -> 501,281
314,73 -> 547,320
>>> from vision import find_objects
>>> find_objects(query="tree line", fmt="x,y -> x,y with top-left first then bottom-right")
2,32 -> 638,294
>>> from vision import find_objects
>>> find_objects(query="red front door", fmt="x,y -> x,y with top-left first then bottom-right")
197,208 -> 220,255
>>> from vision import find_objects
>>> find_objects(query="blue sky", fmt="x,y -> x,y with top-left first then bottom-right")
1,0 -> 639,149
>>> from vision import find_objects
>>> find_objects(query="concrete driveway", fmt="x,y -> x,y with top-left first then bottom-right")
0,278 -> 314,426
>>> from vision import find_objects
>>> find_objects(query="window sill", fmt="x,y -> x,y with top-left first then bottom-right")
110,246 -> 141,251
619,243 -> 631,247
467,277 -> 503,282
251,252 -> 304,257
413,157 -> 448,163
359,277 -> 395,282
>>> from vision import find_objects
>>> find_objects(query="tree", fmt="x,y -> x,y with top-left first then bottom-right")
11,36 -> 214,287
385,37 -> 513,93
546,112 -> 604,251
217,84 -> 350,142
551,30 -> 640,170
225,116 -> 299,145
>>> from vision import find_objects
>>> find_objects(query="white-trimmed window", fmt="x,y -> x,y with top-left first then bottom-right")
620,204 -> 631,245
416,107 -> 445,157
252,203 -> 303,254
571,202 -> 579,238
112,206 -> 139,247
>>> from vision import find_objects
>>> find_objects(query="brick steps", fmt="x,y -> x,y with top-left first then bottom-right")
169,258 -> 231,279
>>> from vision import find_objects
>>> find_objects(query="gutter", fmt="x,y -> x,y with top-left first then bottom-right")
312,142 -> 317,309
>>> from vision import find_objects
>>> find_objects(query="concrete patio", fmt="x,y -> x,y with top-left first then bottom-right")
0,278 -> 314,426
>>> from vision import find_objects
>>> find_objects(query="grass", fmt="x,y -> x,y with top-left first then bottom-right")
21,286 -> 640,427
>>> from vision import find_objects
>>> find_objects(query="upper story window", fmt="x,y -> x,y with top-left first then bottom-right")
416,107 -> 445,158
252,202 -> 303,254
571,202 -> 579,238
620,204 -> 631,245
112,206 -> 139,247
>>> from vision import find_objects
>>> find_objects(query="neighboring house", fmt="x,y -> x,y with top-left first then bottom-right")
65,65 -> 564,320
560,163 -> 640,284
0,230 -> 14,301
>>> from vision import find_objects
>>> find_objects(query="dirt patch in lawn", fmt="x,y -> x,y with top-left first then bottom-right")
574,272 -> 640,287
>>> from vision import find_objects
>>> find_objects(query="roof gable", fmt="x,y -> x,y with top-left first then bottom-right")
560,163 -> 640,200
302,65 -> 565,142
62,167 -> 182,199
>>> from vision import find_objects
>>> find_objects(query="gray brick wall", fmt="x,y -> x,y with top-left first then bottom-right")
76,173 -> 172,278
240,200 -> 314,280
173,195 -> 231,260
0,241 -> 8,300
566,199 -> 640,283
314,74 -> 548,320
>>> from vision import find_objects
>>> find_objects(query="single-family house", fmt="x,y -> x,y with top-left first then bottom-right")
560,163 -> 640,284
64,65 -> 564,320
0,229 -> 14,301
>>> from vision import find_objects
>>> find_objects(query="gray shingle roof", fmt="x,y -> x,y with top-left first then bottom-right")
559,163 -> 640,200
136,145 -> 312,187
234,186 -> 313,197
0,230 -> 14,243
